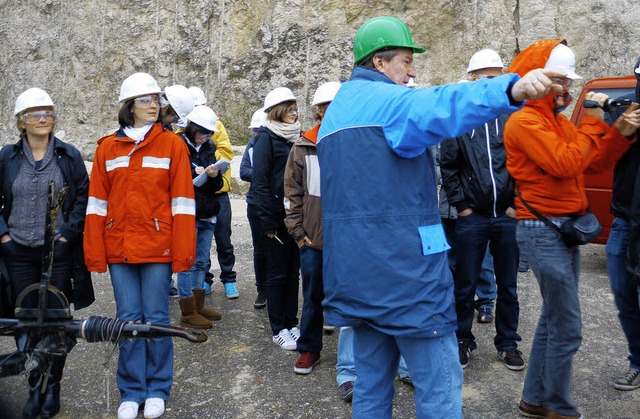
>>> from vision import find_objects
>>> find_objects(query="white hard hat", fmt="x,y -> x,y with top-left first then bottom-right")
164,85 -> 195,122
467,49 -> 504,73
249,108 -> 267,129
188,86 -> 207,106
118,72 -> 163,103
312,82 -> 341,106
264,87 -> 296,111
186,105 -> 219,133
545,43 -> 582,80
14,88 -> 55,115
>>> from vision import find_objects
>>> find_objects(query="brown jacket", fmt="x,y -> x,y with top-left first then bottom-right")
284,125 -> 323,250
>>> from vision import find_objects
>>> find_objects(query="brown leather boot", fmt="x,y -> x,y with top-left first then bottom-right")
178,295 -> 212,329
547,411 -> 582,419
193,289 -> 222,321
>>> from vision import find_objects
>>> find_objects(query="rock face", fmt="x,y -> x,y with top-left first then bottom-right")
1,0 -> 639,160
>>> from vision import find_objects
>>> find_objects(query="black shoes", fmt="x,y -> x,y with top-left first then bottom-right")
254,293 -> 267,309
339,381 -> 354,402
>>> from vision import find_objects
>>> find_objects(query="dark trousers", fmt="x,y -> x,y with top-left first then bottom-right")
213,192 -> 237,283
297,246 -> 324,353
247,203 -> 267,295
265,217 -> 300,334
454,213 -> 520,351
2,240 -> 73,308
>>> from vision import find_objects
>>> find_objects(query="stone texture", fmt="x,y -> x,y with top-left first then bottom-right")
1,0 -> 639,160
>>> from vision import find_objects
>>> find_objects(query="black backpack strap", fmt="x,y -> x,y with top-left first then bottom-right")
516,188 -> 563,234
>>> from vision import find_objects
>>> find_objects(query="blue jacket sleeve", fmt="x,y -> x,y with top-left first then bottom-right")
240,137 -> 255,182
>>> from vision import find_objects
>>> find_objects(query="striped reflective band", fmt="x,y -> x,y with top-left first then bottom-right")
86,197 -> 108,216
106,156 -> 130,172
142,156 -> 171,169
172,197 -> 196,216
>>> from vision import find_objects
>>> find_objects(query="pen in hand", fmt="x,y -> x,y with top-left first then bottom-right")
273,234 -> 283,244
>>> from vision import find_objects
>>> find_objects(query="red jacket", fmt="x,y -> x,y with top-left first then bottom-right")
504,39 -> 634,219
84,123 -> 196,272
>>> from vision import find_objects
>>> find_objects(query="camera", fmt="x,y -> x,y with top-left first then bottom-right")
583,98 -> 632,112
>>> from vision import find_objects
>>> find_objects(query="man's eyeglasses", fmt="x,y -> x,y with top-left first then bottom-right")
133,95 -> 161,108
551,77 -> 573,89
22,110 -> 56,124
477,75 -> 497,80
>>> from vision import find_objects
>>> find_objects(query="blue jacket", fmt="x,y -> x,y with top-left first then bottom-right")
317,66 -> 522,337
240,136 -> 257,205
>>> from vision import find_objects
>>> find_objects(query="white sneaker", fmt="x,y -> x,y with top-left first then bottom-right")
272,328 -> 296,350
143,398 -> 165,419
118,401 -> 139,419
289,326 -> 301,342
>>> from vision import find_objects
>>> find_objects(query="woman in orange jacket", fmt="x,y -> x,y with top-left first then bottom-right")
84,73 -> 196,419
504,40 -> 640,418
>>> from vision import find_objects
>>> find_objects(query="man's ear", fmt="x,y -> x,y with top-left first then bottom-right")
373,55 -> 385,73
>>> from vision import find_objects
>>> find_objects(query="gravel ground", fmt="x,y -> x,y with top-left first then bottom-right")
1,197 -> 639,418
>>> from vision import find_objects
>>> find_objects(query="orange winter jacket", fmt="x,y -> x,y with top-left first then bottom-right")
84,123 -> 196,272
504,39 -> 634,219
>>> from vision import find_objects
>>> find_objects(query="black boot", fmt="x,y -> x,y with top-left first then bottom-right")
40,355 -> 65,418
23,374 -> 44,419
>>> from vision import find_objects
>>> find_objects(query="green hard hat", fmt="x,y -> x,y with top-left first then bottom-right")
353,16 -> 426,65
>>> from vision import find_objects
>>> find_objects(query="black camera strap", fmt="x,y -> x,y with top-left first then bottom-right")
516,189 -> 564,234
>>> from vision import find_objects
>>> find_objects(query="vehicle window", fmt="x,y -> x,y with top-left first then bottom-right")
588,87 -> 635,125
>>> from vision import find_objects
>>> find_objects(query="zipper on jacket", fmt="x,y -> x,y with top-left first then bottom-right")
486,120 -> 498,217
107,219 -> 114,230
153,218 -> 160,231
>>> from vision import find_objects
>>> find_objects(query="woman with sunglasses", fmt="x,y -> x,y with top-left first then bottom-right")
84,73 -> 196,419
0,88 -> 93,419
252,87 -> 302,350
174,105 -> 223,329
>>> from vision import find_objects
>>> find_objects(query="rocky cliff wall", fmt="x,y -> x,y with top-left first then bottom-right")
1,0 -> 638,159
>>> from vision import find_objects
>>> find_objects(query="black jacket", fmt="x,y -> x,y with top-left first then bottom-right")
440,115 -> 514,217
252,127 -> 295,234
181,135 -> 223,220
0,135 -> 94,311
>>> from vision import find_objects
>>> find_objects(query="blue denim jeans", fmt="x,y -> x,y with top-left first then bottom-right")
297,246 -> 324,353
352,323 -> 462,419
606,217 -> 640,370
177,220 -> 215,298
455,213 -> 520,351
109,263 -> 174,403
517,221 -> 582,416
442,218 -> 496,311
336,327 -> 357,386
247,203 -> 267,294
213,192 -> 237,283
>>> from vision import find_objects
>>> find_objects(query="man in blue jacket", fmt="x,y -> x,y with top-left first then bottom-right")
316,16 -> 565,418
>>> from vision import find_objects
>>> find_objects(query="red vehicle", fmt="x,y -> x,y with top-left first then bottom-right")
570,75 -> 636,243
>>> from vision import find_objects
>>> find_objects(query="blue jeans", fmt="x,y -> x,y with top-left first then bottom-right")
213,192 -> 237,283
336,327 -> 357,386
177,220 -> 215,298
109,263 -> 174,403
607,217 -> 640,370
265,216 -> 300,334
455,213 -> 520,351
297,246 -> 324,353
352,323 -> 462,419
517,221 -> 582,416
247,203 -> 267,294
442,218 -> 496,311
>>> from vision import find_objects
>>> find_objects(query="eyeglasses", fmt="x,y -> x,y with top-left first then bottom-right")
477,75 -> 498,79
133,95 -> 161,108
22,110 -> 56,124
285,106 -> 299,114
195,131 -> 213,140
551,77 -> 573,89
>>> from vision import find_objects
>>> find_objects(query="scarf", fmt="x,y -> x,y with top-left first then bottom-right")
123,124 -> 153,144
265,119 -> 301,142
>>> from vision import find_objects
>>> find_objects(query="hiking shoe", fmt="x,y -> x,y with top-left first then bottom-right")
613,367 -> 640,390
272,329 -> 296,350
224,282 -> 239,299
339,381 -> 354,402
323,324 -> 336,334
289,326 -> 300,342
477,307 -> 494,323
459,342 -> 474,369
294,352 -> 321,374
254,293 -> 267,309
499,349 -> 525,371
518,400 -> 547,418
169,285 -> 179,298
546,411 -> 582,419
203,282 -> 212,295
